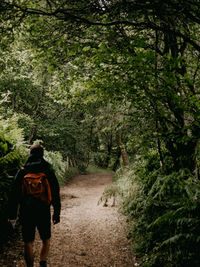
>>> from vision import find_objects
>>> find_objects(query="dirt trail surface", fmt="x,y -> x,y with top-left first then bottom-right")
0,172 -> 137,267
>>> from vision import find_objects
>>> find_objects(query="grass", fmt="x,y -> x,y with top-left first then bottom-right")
86,164 -> 114,174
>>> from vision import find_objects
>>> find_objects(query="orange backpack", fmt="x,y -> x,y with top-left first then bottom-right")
22,172 -> 52,205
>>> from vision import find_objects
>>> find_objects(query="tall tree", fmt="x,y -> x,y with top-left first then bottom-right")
1,0 -> 200,172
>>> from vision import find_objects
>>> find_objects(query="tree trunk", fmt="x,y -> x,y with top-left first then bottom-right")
112,148 -> 121,171
28,125 -> 38,144
116,129 -> 129,166
103,133 -> 113,168
155,120 -> 164,168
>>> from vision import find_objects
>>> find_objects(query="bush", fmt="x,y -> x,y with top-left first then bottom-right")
44,149 -> 80,184
0,115 -> 27,249
44,150 -> 67,185
77,163 -> 88,174
116,156 -> 200,267
65,167 -> 80,181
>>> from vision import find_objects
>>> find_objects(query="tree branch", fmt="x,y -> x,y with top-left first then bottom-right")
8,2 -> 200,52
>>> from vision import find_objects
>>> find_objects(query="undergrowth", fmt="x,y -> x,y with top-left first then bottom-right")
87,164 -> 113,174
114,156 -> 200,267
0,115 -> 27,249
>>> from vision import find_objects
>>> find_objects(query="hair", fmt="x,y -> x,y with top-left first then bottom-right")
30,144 -> 44,158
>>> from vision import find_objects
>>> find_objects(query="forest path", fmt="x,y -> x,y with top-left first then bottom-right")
1,172 -> 137,267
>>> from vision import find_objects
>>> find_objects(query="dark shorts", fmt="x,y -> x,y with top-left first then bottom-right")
20,200 -> 51,243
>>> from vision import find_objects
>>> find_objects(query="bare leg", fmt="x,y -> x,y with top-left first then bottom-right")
24,241 -> 34,267
40,238 -> 50,262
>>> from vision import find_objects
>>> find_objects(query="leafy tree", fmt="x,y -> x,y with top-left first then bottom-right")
1,2 -> 200,263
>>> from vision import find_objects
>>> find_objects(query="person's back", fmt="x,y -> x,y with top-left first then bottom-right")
8,144 -> 61,267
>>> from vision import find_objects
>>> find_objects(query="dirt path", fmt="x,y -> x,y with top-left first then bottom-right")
1,172 -> 137,267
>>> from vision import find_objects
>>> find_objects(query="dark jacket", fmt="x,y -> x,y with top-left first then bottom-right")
8,155 -> 61,221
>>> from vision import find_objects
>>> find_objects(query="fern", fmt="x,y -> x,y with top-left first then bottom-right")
44,149 -> 69,185
98,183 -> 119,206
0,115 -> 27,248
116,159 -> 200,267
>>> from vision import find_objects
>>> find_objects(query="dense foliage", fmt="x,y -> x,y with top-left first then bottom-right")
0,115 -> 27,248
115,159 -> 200,266
1,0 -> 200,265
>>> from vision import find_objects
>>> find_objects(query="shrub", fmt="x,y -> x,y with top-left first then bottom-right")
44,149 -> 80,184
65,167 -> 80,181
116,156 -> 200,267
0,115 -> 27,249
44,150 -> 67,185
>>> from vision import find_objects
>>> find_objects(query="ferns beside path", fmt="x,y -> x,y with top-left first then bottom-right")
115,159 -> 200,267
0,136 -> 25,249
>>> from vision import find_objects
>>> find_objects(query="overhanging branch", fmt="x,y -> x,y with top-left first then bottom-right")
7,3 -> 200,52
